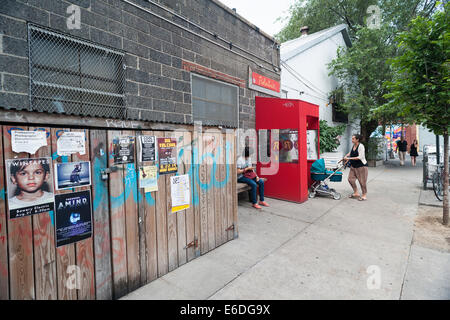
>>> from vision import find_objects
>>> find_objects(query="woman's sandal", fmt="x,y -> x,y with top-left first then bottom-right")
348,194 -> 359,199
358,197 -> 367,201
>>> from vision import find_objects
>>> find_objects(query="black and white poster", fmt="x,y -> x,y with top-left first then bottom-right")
6,157 -> 55,219
113,136 -> 135,164
55,190 -> 92,247
139,135 -> 156,162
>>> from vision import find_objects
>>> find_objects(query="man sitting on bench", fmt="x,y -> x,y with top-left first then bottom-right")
237,146 -> 269,209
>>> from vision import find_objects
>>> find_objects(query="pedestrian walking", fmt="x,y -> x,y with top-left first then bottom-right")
409,139 -> 419,166
396,136 -> 408,166
344,134 -> 368,201
237,146 -> 269,209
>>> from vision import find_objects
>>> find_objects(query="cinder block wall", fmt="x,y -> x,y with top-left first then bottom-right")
0,0 -> 280,130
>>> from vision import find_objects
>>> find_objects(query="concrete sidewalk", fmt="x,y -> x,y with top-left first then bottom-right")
121,159 -> 449,300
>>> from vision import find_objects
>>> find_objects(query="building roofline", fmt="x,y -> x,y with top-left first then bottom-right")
212,0 -> 280,45
281,24 -> 352,61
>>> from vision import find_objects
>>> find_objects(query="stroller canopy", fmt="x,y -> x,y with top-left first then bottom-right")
310,158 -> 325,173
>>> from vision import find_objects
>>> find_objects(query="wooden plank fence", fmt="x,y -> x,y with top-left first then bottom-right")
0,125 -> 237,300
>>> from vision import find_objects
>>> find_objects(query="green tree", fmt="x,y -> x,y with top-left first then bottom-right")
319,120 -> 347,153
381,4 -> 449,225
276,0 -> 438,43
277,0 -> 440,147
328,26 -> 395,144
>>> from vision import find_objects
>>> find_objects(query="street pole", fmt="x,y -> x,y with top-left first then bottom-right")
436,135 -> 440,165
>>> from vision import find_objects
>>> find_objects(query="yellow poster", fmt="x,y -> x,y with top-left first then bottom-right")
170,174 -> 190,213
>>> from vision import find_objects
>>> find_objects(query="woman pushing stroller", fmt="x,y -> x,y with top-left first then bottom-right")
344,134 -> 368,201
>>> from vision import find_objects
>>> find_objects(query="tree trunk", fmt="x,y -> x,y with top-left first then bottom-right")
443,132 -> 449,226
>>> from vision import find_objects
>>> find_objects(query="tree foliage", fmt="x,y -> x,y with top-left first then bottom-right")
319,120 -> 347,153
277,0 -> 441,144
380,5 -> 449,135
380,3 -> 449,224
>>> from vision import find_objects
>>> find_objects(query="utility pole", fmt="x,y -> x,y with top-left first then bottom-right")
436,135 -> 440,165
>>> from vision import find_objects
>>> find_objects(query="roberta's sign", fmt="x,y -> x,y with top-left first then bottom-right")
248,67 -> 281,97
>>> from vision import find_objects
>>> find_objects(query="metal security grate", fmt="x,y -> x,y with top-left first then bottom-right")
28,24 -> 126,119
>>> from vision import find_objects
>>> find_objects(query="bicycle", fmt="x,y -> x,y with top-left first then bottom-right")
432,163 -> 449,201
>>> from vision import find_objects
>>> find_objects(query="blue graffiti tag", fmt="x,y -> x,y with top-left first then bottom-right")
93,138 -> 233,209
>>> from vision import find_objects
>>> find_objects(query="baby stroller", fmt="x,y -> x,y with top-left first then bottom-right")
309,158 -> 347,200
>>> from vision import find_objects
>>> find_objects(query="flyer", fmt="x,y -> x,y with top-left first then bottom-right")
55,190 -> 92,247
139,135 -> 156,162
11,130 -> 47,154
57,131 -> 86,156
54,161 -> 91,190
158,137 -> 177,175
170,174 -> 190,213
113,136 -> 135,164
139,165 -> 158,193
6,157 -> 55,219
306,130 -> 318,160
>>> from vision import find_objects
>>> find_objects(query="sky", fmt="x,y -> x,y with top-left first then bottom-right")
218,0 -> 297,37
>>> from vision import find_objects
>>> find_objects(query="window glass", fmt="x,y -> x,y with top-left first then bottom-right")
192,74 -> 238,128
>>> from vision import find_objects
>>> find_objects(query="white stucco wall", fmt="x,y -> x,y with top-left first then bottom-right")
418,125 -> 444,152
280,30 -> 357,155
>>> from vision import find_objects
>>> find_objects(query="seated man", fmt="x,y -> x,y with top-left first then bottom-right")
237,147 -> 269,209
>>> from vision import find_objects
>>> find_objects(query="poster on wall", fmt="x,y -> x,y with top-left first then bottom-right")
170,174 -> 190,213
113,136 -> 135,164
306,130 -> 318,160
11,130 -> 47,154
55,190 -> 92,247
6,157 -> 55,219
57,131 -> 86,156
139,165 -> 158,193
54,161 -> 91,190
139,135 -> 156,162
157,137 -> 177,175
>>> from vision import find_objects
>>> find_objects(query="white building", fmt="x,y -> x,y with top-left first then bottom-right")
280,24 -> 356,155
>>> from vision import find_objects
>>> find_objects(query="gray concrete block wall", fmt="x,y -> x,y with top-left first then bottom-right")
0,0 -> 280,130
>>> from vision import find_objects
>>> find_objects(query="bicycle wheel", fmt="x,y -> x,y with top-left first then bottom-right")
432,171 -> 443,201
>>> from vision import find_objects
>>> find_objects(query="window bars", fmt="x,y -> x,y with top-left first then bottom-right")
28,24 -> 126,119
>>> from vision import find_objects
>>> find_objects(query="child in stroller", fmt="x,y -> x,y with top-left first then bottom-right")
309,158 -> 348,200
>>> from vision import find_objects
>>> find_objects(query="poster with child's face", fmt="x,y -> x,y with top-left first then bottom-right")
6,157 -> 55,219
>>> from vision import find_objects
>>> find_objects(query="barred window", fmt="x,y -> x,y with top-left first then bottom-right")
192,74 -> 238,128
28,24 -> 125,118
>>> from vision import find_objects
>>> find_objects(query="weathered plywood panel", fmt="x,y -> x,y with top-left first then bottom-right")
154,131 -> 168,277
226,131 -> 235,241
205,133 -> 216,252
71,129 -> 95,300
198,131 -> 209,254
140,131 -> 158,283
0,126 -> 9,300
52,128 -> 77,300
122,130 -> 140,292
90,130 -> 113,300
29,126 -> 57,300
192,129 -> 202,258
3,125 -> 35,300
174,131 -> 187,267
107,130 -> 128,299
183,131 -> 196,262
165,131 -> 178,272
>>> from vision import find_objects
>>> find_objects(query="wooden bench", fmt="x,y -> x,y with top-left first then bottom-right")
237,178 -> 267,202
